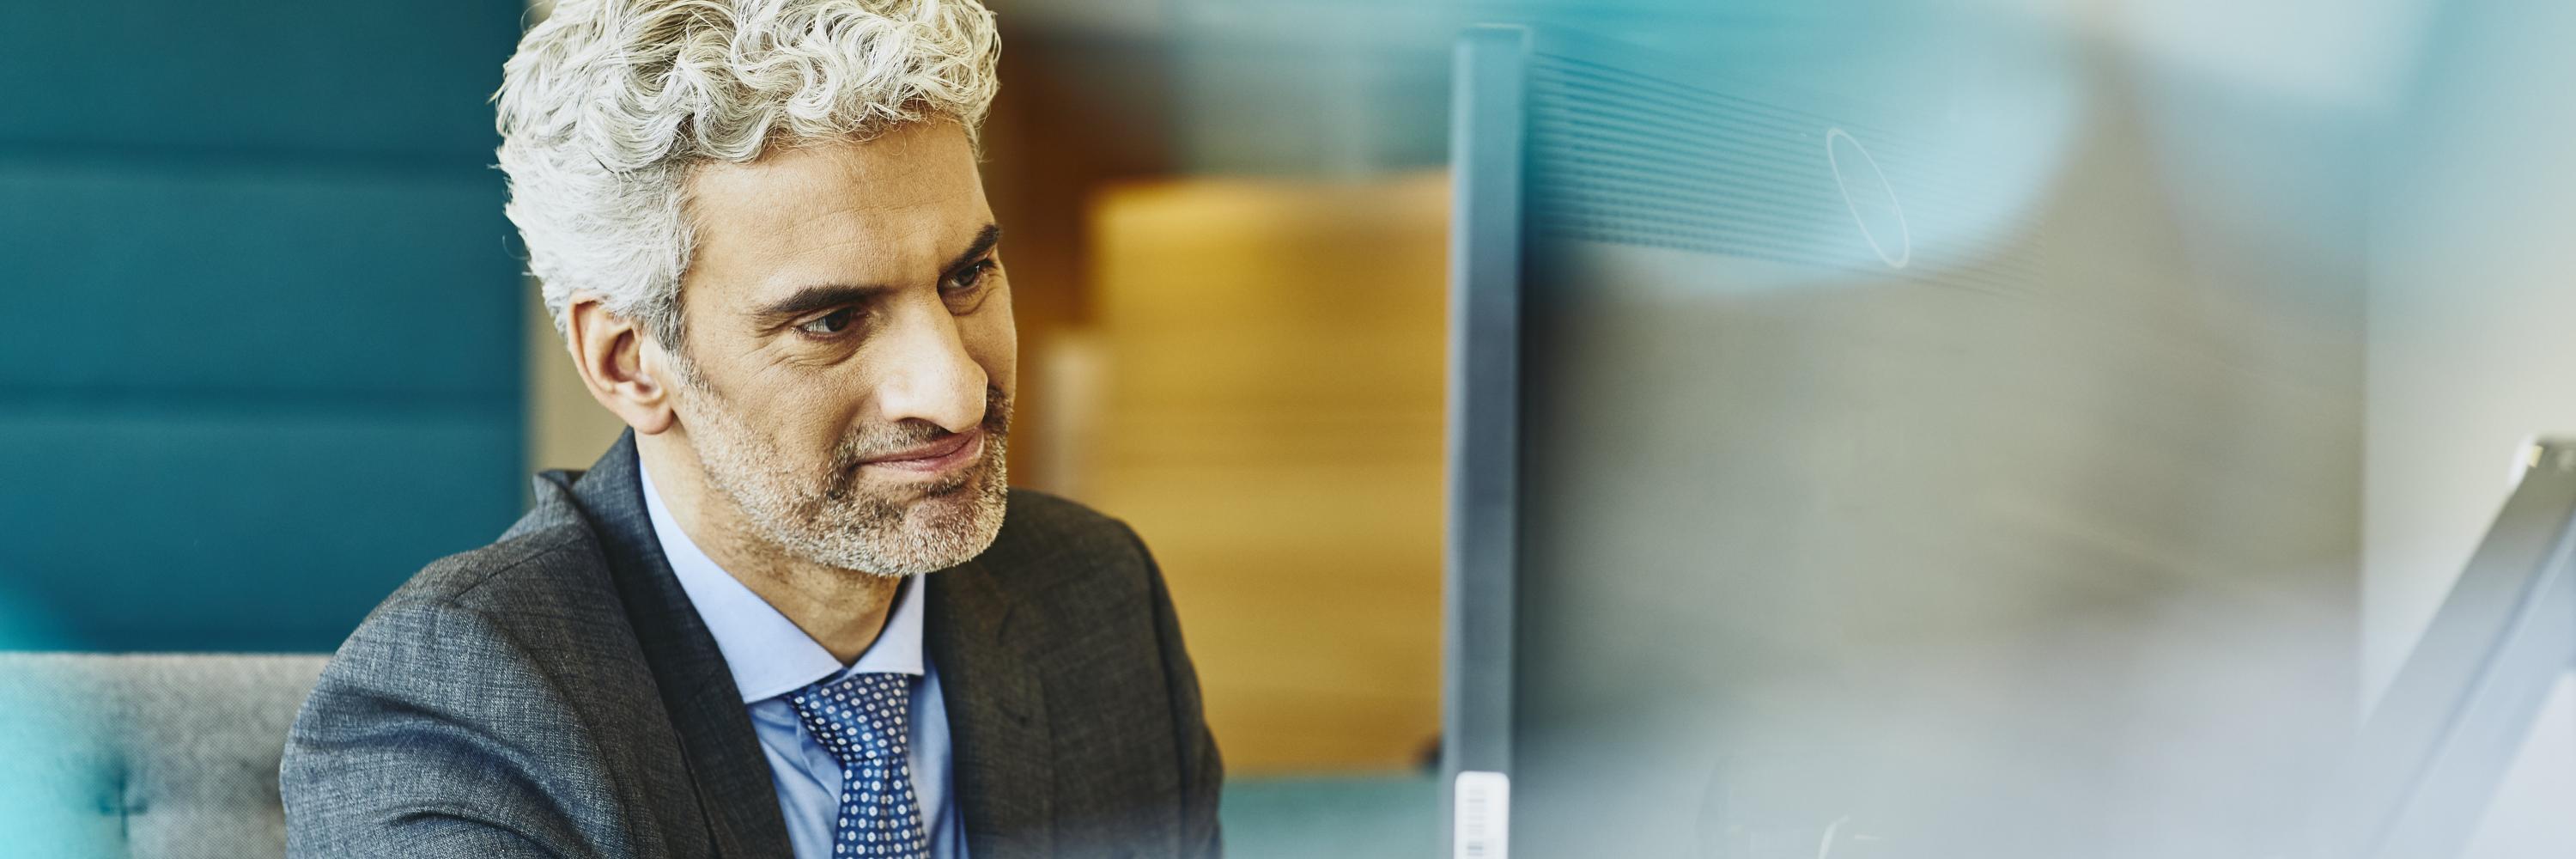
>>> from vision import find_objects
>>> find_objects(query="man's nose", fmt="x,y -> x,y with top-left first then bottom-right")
871,298 -> 987,434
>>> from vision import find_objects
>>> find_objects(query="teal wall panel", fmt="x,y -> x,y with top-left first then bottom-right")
0,3 -> 521,156
0,168 -> 516,396
0,411 -> 522,651
0,0 -> 530,651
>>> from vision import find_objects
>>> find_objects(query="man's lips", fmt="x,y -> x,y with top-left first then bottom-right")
860,428 -> 983,473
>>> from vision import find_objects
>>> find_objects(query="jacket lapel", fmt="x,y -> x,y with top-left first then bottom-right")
927,556 -> 1056,858
570,432 -> 798,859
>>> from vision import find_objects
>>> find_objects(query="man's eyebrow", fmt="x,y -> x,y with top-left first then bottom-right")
750,224 -> 1002,326
752,283 -> 892,326
940,223 -> 1003,277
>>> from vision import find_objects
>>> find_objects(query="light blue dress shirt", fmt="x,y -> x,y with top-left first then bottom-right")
641,460 -> 969,859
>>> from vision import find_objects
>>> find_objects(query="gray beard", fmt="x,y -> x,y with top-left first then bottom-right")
682,386 -> 1012,577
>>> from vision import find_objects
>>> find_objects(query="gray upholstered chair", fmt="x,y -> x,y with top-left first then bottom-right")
0,653 -> 328,859
0,653 -> 1446,859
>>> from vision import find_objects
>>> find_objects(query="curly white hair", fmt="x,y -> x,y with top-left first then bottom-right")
495,0 -> 1001,351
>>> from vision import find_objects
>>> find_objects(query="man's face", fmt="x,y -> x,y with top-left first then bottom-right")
664,120 -> 1016,576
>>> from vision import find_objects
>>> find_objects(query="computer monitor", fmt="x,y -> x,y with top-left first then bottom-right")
1443,20 -> 2366,859
2342,441 -> 2576,858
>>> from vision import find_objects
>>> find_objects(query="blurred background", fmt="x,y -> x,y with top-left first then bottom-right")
10,0 -> 2576,856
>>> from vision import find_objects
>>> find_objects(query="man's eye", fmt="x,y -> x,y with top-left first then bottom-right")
944,259 -> 995,294
798,308 -> 860,335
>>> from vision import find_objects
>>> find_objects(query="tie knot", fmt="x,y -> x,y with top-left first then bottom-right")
787,671 -> 915,767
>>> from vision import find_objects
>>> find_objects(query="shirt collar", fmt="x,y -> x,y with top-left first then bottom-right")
640,451 -> 927,704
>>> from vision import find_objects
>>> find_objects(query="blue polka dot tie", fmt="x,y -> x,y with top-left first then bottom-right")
787,672 -> 928,858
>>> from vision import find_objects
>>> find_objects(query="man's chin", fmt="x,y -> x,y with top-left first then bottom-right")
793,442 -> 1006,575
866,465 -> 1007,574
896,488 -> 987,535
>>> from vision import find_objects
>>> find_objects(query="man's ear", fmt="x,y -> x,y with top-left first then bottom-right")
564,294 -> 679,436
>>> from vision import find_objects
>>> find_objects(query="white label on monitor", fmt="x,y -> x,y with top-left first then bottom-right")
1455,770 -> 1510,859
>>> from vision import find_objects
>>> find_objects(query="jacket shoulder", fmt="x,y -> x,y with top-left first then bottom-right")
286,494 -> 678,857
358,484 -> 622,642
323,503 -> 631,693
386,522 -> 597,605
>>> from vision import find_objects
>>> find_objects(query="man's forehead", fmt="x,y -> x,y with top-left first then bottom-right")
682,125 -> 992,304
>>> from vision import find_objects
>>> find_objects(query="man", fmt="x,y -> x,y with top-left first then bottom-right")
277,1 -> 1222,856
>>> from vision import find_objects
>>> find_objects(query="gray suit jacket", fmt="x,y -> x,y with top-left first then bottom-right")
280,433 -> 1223,858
